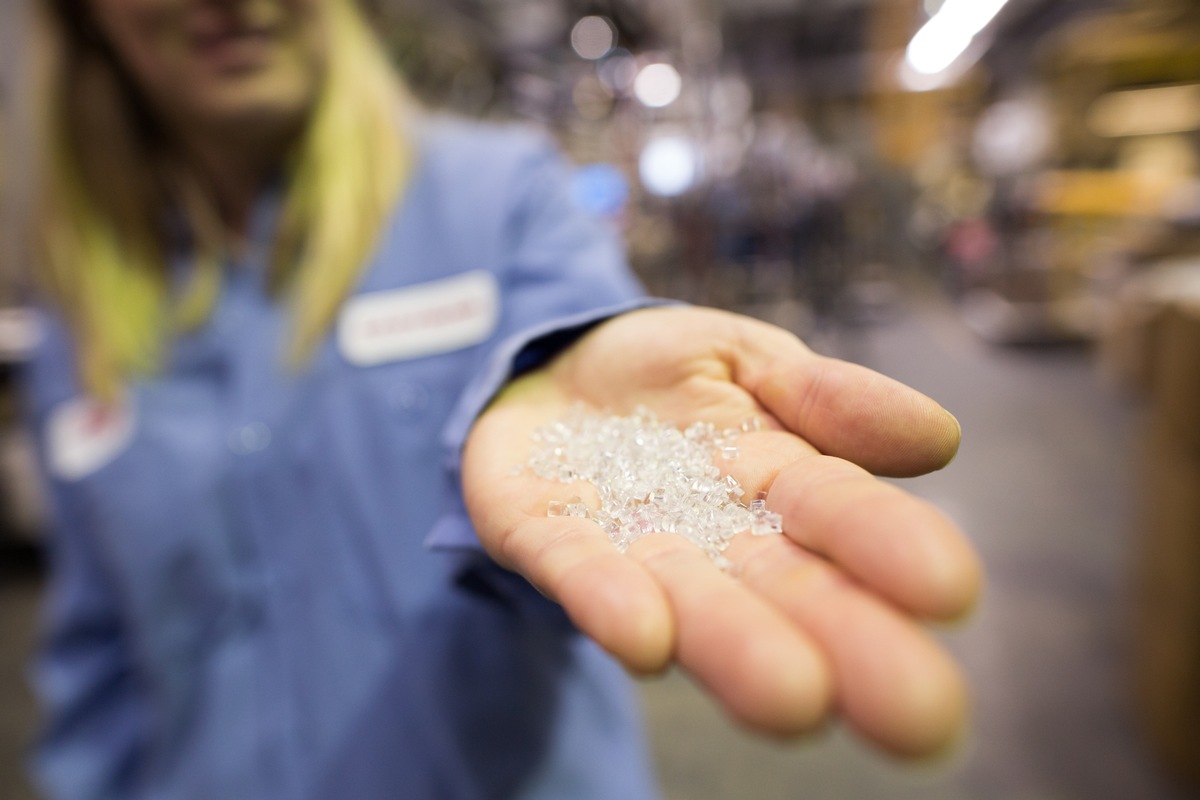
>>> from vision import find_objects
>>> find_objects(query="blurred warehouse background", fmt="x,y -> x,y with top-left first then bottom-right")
4,0 -> 1200,798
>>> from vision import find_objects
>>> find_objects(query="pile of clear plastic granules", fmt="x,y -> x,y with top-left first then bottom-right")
523,405 -> 785,567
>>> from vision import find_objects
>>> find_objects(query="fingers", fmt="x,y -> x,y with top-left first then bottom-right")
467,386 -> 833,732
768,454 -> 982,621
717,431 -> 981,621
463,383 -> 676,674
728,315 -> 961,477
500,516 -> 835,736
728,535 -> 968,757
498,517 -> 676,675
627,533 -> 832,735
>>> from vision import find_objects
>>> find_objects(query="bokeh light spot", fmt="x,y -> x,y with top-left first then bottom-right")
571,16 -> 616,60
634,63 -> 683,109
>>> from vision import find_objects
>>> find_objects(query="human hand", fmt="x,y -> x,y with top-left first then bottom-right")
461,306 -> 981,758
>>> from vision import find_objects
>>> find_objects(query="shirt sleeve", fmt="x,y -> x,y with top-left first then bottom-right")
22,319 -> 151,800
427,131 -> 674,550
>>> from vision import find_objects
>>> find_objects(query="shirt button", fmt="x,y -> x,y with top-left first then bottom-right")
228,422 -> 272,455
388,382 -> 430,417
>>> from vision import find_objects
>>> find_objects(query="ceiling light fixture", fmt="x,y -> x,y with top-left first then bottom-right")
902,0 -> 1010,89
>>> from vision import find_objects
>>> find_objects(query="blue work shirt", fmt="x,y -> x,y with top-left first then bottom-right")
25,119 -> 662,800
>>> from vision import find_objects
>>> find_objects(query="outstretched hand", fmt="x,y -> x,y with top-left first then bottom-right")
461,307 -> 981,758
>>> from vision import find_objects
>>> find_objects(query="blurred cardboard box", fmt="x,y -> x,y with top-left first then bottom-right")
1152,305 -> 1200,450
1128,286 -> 1200,785
1133,421 -> 1200,786
1098,259 -> 1200,398
1131,589 -> 1200,786
1137,418 -> 1200,612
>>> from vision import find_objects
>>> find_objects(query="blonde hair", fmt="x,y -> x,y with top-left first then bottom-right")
32,0 -> 412,399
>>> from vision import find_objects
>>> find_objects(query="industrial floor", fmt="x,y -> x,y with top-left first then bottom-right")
0,283 -> 1195,800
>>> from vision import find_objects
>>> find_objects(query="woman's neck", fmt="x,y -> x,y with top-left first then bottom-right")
168,112 -> 304,250
178,138 -> 275,248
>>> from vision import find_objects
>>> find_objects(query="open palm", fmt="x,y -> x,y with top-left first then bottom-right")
462,306 -> 981,757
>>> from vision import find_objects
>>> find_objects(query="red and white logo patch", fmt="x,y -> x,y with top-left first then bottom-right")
338,271 -> 500,366
47,396 -> 135,480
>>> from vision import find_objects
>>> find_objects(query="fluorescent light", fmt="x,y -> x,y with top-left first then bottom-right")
905,0 -> 1010,78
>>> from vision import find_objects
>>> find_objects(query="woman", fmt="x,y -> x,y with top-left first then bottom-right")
24,0 -> 982,798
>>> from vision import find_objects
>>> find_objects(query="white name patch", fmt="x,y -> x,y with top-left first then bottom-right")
338,271 -> 500,366
47,397 -> 135,481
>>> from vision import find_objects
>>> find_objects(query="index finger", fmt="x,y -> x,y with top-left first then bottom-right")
726,315 -> 961,477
